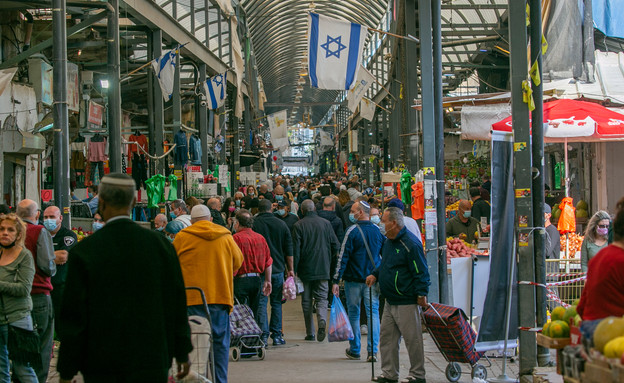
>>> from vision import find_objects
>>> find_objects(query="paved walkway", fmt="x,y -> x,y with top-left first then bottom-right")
47,295 -> 550,382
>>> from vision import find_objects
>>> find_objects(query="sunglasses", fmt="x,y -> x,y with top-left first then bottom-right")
598,224 -> 609,229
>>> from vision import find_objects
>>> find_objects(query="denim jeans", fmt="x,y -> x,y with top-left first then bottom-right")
31,293 -> 54,383
257,273 -> 284,340
344,281 -> 380,355
0,316 -> 38,383
189,304 -> 230,383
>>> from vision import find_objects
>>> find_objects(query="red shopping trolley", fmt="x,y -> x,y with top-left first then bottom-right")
421,302 -> 490,382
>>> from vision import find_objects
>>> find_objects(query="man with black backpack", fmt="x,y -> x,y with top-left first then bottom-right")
332,201 -> 385,362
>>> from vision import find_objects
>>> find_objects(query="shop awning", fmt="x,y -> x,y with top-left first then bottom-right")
2,130 -> 46,154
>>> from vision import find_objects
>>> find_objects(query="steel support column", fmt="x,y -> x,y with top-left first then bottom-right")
244,97 -> 252,152
107,0 -> 122,173
53,0 -> 71,227
418,0 -> 439,303
432,0 -> 448,304
405,0 -> 420,171
509,0 -> 537,375
530,0 -> 549,367
229,102 -> 240,195
148,29 -> 164,175
198,63 -> 208,173
172,43 -> 182,197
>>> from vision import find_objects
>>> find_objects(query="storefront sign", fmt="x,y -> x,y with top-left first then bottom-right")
67,63 -> 80,112
40,189 -> 53,202
188,166 -> 202,172
174,170 -> 183,180
88,101 -> 104,126
514,188 -> 531,198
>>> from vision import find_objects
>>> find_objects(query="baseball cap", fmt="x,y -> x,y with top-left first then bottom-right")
190,205 -> 211,219
543,203 -> 552,214
387,198 -> 405,211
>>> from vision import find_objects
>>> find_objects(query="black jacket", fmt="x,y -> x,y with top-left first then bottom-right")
372,226 -> 430,305
275,212 -> 299,232
317,210 -> 345,244
210,208 -> 227,227
471,198 -> 491,224
253,212 -> 293,274
293,212 -> 340,281
57,218 -> 192,381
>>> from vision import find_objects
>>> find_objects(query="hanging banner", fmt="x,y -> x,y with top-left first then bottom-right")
347,66 -> 375,112
0,68 -> 17,98
476,131 -> 518,352
67,62 -> 80,112
360,97 -> 376,121
268,110 -> 288,139
87,101 -> 104,127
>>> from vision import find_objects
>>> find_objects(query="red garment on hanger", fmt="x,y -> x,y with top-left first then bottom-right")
128,134 -> 148,157
411,182 -> 424,220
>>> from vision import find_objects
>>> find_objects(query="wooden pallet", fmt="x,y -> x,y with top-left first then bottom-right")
537,333 -> 571,349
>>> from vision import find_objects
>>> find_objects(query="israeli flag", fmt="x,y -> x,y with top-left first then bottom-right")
204,72 -> 227,110
152,48 -> 178,101
308,12 -> 368,90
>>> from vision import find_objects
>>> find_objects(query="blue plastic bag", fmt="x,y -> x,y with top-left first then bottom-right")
328,294 -> 354,342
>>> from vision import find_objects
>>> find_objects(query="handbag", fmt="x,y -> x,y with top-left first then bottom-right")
7,324 -> 41,369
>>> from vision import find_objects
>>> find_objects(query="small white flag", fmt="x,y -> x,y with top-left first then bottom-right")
204,72 -> 227,110
268,110 -> 288,140
0,68 -> 17,97
360,97 -> 376,121
308,13 -> 368,90
152,48 -> 179,101
347,66 -> 375,112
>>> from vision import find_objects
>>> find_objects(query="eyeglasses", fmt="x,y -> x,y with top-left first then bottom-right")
598,224 -> 609,229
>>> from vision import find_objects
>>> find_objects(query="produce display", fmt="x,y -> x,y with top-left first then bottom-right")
593,317 -> 624,354
445,237 -> 487,264
72,227 -> 92,241
560,233 -> 584,258
544,305 -> 580,338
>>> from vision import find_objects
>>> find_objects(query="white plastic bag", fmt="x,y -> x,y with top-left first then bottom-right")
282,276 -> 297,301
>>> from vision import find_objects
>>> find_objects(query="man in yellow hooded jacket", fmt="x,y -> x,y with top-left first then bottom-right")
174,204 -> 243,383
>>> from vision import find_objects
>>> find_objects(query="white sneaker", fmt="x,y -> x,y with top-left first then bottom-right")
361,324 -> 368,335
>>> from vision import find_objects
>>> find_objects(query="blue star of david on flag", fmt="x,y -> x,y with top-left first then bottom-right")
203,72 -> 227,110
151,48 -> 179,101
307,13 -> 368,90
320,35 -> 347,59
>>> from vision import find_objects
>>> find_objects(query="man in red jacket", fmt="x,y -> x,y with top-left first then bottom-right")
16,199 -> 56,383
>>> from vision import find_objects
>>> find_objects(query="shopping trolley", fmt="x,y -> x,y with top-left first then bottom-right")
178,287 -> 215,383
229,299 -> 266,361
421,302 -> 490,382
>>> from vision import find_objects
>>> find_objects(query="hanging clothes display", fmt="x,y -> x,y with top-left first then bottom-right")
411,182 -> 424,220
188,134 -> 202,165
400,170 -> 413,208
88,134 -> 108,184
132,154 -> 148,190
173,130 -> 188,165
167,174 -> 178,201
127,131 -> 148,158
144,174 -> 166,208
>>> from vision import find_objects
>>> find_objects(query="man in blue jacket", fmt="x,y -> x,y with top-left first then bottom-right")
332,201 -> 384,362
366,207 -> 429,383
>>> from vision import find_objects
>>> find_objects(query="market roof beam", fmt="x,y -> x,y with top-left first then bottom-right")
0,11 -> 109,69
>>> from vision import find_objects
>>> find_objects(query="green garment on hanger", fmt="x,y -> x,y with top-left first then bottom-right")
145,174 -> 166,208
167,174 -> 178,201
400,170 -> 413,208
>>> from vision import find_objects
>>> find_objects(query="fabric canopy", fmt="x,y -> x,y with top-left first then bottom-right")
491,99 -> 624,142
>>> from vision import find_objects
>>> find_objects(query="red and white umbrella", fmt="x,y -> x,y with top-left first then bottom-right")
492,99 -> 624,197
491,99 -> 624,142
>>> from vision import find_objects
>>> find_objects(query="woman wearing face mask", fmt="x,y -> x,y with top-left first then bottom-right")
0,213 -> 39,383
243,186 -> 258,210
92,212 -> 105,232
234,192 -> 245,209
581,211 -> 612,272
222,198 -> 238,232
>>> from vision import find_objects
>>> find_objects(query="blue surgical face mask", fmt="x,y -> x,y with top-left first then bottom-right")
92,222 -> 104,232
277,209 -> 286,216
170,212 -> 177,220
379,223 -> 386,235
275,195 -> 284,201
43,219 -> 57,232
463,211 -> 471,218
167,235 -> 174,243
156,226 -> 164,232
349,213 -> 357,223
235,199 -> 241,207
371,215 -> 381,225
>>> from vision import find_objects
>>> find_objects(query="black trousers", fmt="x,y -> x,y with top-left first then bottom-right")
234,275 -> 262,320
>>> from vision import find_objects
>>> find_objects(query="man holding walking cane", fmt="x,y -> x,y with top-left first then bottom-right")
332,201 -> 384,362
366,207 -> 430,383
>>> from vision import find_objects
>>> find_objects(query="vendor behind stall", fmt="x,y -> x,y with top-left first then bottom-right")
446,200 -> 480,244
